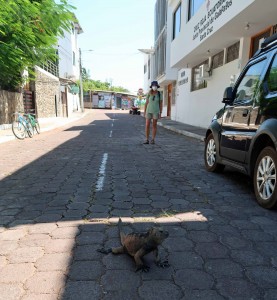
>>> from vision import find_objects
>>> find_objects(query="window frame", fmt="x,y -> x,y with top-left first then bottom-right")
173,3 -> 181,40
265,53 -> 277,94
191,60 -> 208,92
226,41 -> 240,64
188,0 -> 205,21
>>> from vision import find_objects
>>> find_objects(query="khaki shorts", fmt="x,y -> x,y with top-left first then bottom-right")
145,112 -> 159,120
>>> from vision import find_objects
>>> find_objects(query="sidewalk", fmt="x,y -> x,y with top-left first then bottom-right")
157,117 -> 206,141
0,111 -> 206,144
0,111 -> 87,144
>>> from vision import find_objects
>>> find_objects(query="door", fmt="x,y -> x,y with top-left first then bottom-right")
220,58 -> 268,162
61,91 -> 68,117
167,84 -> 172,117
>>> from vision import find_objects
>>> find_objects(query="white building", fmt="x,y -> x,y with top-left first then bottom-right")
58,15 -> 83,117
145,0 -> 277,128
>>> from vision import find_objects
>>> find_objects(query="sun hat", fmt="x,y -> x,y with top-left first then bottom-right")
150,80 -> 160,88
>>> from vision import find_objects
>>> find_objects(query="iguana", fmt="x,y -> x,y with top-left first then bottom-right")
97,218 -> 169,272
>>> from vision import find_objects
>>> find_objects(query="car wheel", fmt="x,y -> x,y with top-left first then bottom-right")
204,133 -> 225,172
254,147 -> 277,209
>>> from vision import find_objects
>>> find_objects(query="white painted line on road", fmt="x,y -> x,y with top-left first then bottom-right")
109,130 -> 113,138
96,153 -> 108,191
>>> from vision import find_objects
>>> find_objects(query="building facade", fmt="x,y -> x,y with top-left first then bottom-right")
146,0 -> 277,128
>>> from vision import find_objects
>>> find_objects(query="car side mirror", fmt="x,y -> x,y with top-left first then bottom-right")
222,86 -> 233,104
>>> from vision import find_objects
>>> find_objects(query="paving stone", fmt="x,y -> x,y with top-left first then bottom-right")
0,228 -> 27,241
25,271 -> 66,294
8,247 -> 44,263
0,241 -> 18,255
69,260 -> 104,280
164,237 -> 193,251
195,242 -> 229,259
35,253 -> 72,272
230,250 -> 267,266
74,244 -> 103,261
21,293 -> 58,300
102,252 -> 134,270
182,289 -> 225,300
205,259 -> 243,278
51,227 -> 80,239
43,239 -> 75,254
102,290 -> 141,300
101,270 -> 140,291
76,231 -> 105,245
246,266 -> 277,288
0,283 -> 24,300
0,263 -> 35,283
188,230 -> 218,243
216,278 -> 261,299
174,269 -> 214,290
220,235 -> 253,250
139,280 -> 183,300
169,251 -> 204,269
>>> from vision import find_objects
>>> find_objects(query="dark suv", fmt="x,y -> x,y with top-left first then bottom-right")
204,33 -> 277,209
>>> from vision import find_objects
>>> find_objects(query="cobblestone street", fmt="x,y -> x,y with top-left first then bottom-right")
1,109 -> 277,300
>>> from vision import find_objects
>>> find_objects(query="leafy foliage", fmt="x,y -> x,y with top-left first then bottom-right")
0,0 -> 75,91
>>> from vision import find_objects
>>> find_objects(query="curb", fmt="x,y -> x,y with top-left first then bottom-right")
157,122 -> 205,141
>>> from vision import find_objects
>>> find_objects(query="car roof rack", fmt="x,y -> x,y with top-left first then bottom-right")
261,33 -> 277,49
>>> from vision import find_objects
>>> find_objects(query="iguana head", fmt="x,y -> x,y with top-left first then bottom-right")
148,227 -> 169,244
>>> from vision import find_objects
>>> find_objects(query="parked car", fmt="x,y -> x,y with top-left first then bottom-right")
204,33 -> 277,209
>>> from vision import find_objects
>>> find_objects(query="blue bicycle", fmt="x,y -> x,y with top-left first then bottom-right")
12,112 -> 34,140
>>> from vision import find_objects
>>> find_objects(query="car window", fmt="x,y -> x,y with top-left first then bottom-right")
234,59 -> 267,105
267,54 -> 277,93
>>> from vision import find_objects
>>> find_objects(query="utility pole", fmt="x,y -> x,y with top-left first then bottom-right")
79,48 -> 84,112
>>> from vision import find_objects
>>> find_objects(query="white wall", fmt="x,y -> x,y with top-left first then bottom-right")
173,59 -> 239,128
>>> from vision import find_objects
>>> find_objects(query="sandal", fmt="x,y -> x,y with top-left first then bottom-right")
143,140 -> 149,144
150,139 -> 155,144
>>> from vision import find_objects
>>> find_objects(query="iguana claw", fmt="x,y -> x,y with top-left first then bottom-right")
157,260 -> 170,268
97,247 -> 112,254
136,264 -> 150,272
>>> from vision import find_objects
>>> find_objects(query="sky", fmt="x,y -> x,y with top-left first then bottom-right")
68,0 -> 156,93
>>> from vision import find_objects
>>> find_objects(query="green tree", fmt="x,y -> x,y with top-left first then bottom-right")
0,0 -> 75,91
81,68 -> 130,93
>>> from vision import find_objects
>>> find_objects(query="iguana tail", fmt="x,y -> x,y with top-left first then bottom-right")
118,217 -> 126,244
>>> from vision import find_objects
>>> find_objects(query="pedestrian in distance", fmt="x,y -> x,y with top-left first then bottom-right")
143,81 -> 163,145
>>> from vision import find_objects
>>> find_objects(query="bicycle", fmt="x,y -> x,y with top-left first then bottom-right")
24,109 -> 40,134
12,112 -> 34,140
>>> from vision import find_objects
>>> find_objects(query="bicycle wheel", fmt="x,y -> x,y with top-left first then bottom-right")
12,121 -> 26,140
26,120 -> 34,138
34,120 -> 40,134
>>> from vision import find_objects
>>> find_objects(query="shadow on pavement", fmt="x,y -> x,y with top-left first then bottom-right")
0,110 -> 277,299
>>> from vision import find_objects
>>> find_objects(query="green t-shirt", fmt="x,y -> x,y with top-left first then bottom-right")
146,91 -> 163,114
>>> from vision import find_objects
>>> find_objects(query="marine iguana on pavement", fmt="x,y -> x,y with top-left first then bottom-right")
97,218 -> 169,272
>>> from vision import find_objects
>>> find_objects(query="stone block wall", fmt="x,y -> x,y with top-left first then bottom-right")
34,67 -> 61,118
0,90 -> 24,124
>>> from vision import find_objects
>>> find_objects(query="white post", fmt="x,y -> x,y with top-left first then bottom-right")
79,48 -> 84,112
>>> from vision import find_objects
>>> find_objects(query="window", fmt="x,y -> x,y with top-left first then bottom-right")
191,60 -> 208,92
212,51 -> 224,69
226,41 -> 240,63
234,59 -> 267,105
148,59 -> 150,80
188,0 -> 205,21
267,55 -> 277,93
73,51 -> 76,66
173,4 -> 181,40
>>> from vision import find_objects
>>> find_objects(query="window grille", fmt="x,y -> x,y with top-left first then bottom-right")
212,50 -> 224,69
226,41 -> 240,63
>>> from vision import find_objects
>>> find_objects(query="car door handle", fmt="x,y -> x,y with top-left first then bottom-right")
242,109 -> 249,117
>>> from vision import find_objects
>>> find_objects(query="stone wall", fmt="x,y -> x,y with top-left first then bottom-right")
34,67 -> 61,118
0,90 -> 24,125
